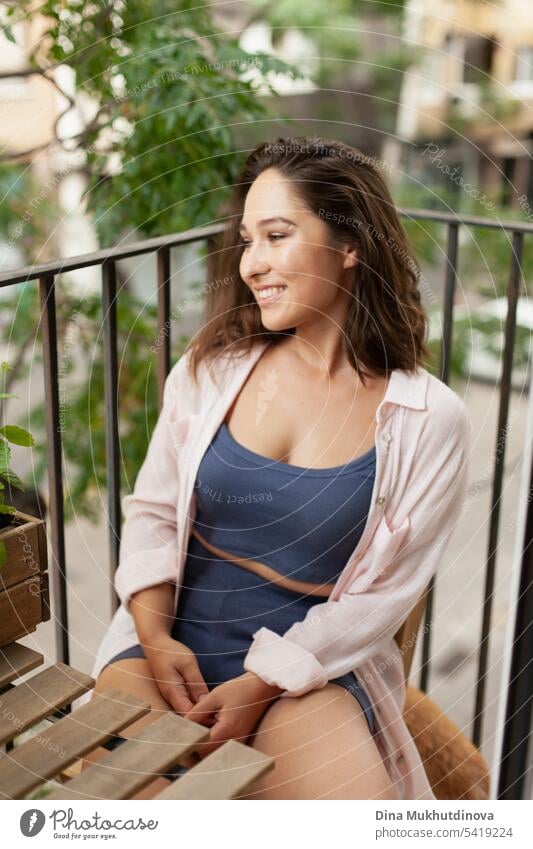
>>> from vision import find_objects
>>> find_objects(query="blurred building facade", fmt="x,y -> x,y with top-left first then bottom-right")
395,0 -> 533,207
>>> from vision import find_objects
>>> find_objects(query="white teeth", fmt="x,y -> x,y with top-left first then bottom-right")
257,286 -> 286,299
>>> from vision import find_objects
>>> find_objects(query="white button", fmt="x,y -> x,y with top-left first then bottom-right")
383,432 -> 392,443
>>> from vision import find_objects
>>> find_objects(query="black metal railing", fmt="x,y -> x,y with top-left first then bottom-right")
0,210 -> 531,799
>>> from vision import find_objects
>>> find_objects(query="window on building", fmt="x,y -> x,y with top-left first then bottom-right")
501,157 -> 516,206
514,47 -> 533,82
463,35 -> 497,84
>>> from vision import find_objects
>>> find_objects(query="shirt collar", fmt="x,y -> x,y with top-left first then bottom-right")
382,367 -> 429,411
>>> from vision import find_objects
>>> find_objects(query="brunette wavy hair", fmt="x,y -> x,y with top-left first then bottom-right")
185,135 -> 431,385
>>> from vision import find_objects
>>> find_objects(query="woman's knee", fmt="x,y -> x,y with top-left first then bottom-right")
96,658 -> 173,733
95,658 -> 167,700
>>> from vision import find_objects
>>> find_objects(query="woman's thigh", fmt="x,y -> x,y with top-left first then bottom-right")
239,683 -> 398,800
80,658 -> 191,799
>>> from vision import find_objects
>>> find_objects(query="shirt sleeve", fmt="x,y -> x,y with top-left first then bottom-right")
113,355 -> 187,613
243,395 -> 471,696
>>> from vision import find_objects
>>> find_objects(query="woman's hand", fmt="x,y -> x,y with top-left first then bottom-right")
183,671 -> 283,761
142,633 -> 210,714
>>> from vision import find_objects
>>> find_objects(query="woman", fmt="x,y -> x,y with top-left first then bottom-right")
82,136 -> 470,800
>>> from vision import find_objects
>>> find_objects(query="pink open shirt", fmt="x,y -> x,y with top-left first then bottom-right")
78,340 -> 471,800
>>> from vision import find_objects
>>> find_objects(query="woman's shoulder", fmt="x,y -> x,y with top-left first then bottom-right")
408,366 -> 471,448
165,343 -> 261,409
424,369 -> 469,422
163,348 -> 206,414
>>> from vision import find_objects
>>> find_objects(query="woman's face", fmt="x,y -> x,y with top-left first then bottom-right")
238,168 -> 357,333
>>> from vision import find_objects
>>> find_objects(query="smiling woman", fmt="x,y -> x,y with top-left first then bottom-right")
187,134 -> 430,385
84,136 -> 469,801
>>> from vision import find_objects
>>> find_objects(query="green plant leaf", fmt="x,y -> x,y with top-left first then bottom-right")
0,425 -> 36,447
3,25 -> 16,45
0,503 -> 16,515
0,540 -> 6,567
0,440 -> 10,474
0,469 -> 24,490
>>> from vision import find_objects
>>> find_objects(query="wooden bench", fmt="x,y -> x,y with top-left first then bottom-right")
0,641 -> 275,800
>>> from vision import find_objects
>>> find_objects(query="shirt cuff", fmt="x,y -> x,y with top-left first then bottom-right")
243,627 -> 329,697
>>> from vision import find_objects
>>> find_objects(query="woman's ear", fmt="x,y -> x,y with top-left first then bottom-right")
342,244 -> 358,270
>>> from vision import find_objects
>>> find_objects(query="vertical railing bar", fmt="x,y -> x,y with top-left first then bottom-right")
102,261 -> 121,614
38,273 -> 69,667
156,247 -> 171,411
439,221 -> 459,385
473,230 -> 523,748
419,221 -> 459,693
497,440 -> 532,799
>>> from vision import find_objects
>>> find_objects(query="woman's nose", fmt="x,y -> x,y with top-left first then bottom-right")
240,240 -> 270,281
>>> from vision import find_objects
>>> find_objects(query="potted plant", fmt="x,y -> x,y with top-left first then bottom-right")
0,361 -> 49,646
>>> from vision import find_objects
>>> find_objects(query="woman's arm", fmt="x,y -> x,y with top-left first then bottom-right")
129,581 -> 211,711
129,582 -> 176,648
113,354 -> 189,613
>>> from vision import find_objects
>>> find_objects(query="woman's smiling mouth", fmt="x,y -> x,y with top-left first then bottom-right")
254,285 -> 288,305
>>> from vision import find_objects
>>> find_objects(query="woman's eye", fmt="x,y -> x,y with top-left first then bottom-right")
239,233 -> 286,249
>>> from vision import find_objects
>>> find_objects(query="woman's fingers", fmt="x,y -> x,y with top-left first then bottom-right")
181,657 -> 210,704
182,705 -> 235,762
160,669 -> 195,715
196,716 -> 236,759
184,690 -> 218,724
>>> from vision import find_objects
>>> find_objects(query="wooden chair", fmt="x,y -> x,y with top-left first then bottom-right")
393,586 -> 491,800
393,585 -> 430,682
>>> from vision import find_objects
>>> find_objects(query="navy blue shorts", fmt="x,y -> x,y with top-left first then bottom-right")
103,535 -> 376,735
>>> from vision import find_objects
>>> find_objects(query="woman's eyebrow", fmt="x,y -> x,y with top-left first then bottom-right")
238,216 -> 295,233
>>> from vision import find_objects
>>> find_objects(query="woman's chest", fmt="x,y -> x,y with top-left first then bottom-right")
224,351 -> 388,468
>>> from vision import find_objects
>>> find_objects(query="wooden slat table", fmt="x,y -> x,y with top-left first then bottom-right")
0,641 -> 274,800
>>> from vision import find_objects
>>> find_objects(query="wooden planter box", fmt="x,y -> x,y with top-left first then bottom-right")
0,510 -> 50,648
